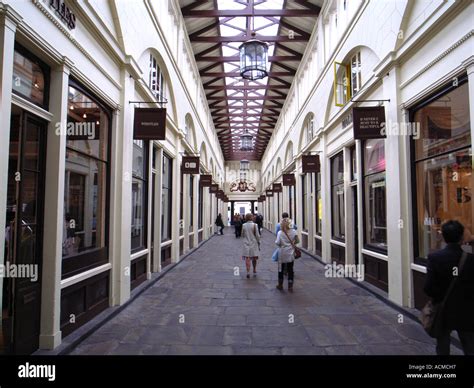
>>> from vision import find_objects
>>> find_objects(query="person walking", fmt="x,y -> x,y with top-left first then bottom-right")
234,214 -> 242,238
424,220 -> 474,355
215,213 -> 224,235
275,218 -> 299,292
255,212 -> 263,234
241,213 -> 260,278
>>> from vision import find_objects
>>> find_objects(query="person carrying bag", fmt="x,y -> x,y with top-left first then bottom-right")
275,218 -> 299,292
421,251 -> 467,338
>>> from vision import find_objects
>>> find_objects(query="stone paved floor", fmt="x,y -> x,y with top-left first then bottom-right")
69,229 -> 458,355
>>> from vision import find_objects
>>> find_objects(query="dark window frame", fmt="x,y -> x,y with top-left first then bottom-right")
131,140 -> 149,254
331,152 -> 345,241
409,74 -> 470,265
361,139 -> 387,254
62,78 -> 112,279
12,43 -> 51,110
161,153 -> 173,242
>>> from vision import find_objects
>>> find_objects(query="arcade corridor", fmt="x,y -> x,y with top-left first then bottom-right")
65,229 -> 454,356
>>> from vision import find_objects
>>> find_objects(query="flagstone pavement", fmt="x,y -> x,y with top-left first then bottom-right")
68,228 -> 460,355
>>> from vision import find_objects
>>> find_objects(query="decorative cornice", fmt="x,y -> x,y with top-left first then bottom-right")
400,30 -> 473,90
0,3 -> 23,27
32,0 -> 122,91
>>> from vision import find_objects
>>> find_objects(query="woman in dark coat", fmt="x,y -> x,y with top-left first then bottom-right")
215,213 -> 224,235
424,220 -> 474,355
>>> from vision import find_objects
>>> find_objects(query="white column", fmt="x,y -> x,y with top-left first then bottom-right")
0,3 -> 21,325
153,145 -> 164,272
295,158 -> 303,242
171,149 -> 181,263
383,66 -> 411,306
39,59 -> 72,350
183,171 -> 190,251
193,173 -> 199,246
109,68 -> 133,306
321,133 -> 332,264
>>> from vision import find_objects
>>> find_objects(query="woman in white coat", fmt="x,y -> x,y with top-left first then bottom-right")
275,218 -> 299,291
241,213 -> 261,278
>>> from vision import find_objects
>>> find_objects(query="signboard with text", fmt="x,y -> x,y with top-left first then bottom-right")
352,106 -> 386,140
283,174 -> 295,186
181,156 -> 200,174
133,108 -> 166,140
272,183 -> 282,193
200,175 -> 212,187
302,155 -> 320,173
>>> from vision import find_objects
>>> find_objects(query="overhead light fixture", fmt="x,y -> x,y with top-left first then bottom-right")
239,7 -> 268,81
240,130 -> 253,151
239,35 -> 268,81
240,159 -> 250,171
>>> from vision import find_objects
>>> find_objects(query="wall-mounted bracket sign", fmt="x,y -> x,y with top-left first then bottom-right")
283,174 -> 296,186
272,183 -> 283,193
48,0 -> 76,29
181,156 -> 200,174
133,108 -> 166,140
265,189 -> 273,197
302,155 -> 320,173
200,174 -> 212,187
210,184 -> 219,194
352,106 -> 386,140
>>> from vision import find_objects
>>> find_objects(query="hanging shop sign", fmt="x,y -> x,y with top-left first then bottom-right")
223,195 -> 229,202
258,195 -> 266,202
216,190 -> 225,199
272,183 -> 283,193
302,155 -> 320,173
210,184 -> 219,194
352,106 -> 386,140
283,173 -> 296,186
47,0 -> 77,30
133,108 -> 166,140
265,189 -> 273,197
181,156 -> 200,174
200,174 -> 212,187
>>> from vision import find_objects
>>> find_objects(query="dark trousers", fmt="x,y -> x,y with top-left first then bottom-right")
278,262 -> 294,284
436,330 -> 474,355
219,226 -> 224,235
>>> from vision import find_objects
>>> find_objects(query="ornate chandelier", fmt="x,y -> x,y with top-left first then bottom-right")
239,38 -> 268,81
240,159 -> 249,171
240,130 -> 253,151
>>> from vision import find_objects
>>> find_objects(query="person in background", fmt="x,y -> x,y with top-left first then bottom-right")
215,213 -> 224,235
241,213 -> 260,278
424,220 -> 474,355
255,212 -> 263,234
275,218 -> 299,292
275,212 -> 297,234
234,213 -> 242,238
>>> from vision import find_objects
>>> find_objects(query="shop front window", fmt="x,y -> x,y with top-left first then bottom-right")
316,171 -> 322,235
162,154 -> 173,241
331,152 -> 345,240
131,140 -> 147,252
364,139 -> 387,251
412,80 -> 471,260
63,83 -> 110,274
12,45 -> 49,108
